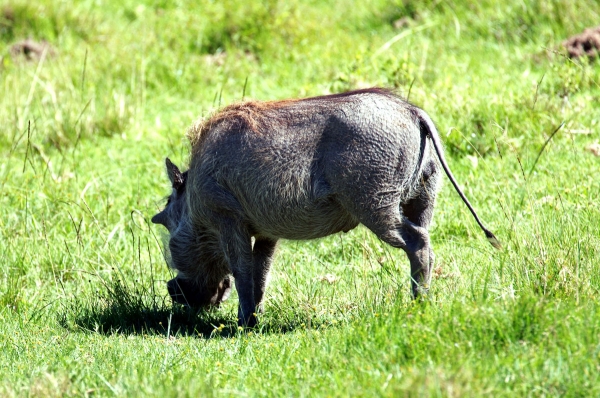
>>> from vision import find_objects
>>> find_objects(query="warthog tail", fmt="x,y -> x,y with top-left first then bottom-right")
414,108 -> 501,250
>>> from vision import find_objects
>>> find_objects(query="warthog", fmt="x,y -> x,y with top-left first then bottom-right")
152,88 -> 500,327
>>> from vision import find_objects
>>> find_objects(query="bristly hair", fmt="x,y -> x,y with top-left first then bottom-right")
187,87 -> 401,150
187,99 -> 297,150
294,87 -> 398,102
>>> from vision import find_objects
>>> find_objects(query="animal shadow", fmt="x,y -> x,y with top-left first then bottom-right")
59,286 -> 305,338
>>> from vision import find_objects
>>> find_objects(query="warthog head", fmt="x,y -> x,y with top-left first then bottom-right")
166,275 -> 232,308
152,158 -> 232,308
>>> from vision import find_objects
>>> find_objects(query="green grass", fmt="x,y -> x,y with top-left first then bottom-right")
1,0 -> 600,396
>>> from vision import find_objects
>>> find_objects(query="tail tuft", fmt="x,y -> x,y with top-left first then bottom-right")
485,230 -> 502,250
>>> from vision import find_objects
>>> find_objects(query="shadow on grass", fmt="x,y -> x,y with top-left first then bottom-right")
57,278 -> 308,338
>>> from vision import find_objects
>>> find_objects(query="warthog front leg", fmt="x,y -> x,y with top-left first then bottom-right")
217,219 -> 257,327
252,238 -> 278,313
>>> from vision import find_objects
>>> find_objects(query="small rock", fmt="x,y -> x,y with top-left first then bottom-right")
317,273 -> 339,284
585,142 -> 600,157
393,17 -> 410,30
563,26 -> 600,60
10,39 -> 56,61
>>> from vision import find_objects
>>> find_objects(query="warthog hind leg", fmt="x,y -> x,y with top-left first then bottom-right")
365,213 -> 433,298
359,166 -> 438,298
401,163 -> 439,297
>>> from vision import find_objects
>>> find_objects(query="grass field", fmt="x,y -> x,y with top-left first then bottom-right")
1,0 -> 600,396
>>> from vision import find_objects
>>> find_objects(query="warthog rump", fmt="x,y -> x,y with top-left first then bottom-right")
152,88 -> 500,327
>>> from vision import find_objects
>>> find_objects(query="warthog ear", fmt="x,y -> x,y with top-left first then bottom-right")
151,210 -> 166,226
165,158 -> 184,191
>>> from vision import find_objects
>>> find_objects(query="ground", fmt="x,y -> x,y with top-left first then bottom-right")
1,0 -> 599,396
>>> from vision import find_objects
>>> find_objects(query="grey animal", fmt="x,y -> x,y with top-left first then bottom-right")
151,88 -> 500,327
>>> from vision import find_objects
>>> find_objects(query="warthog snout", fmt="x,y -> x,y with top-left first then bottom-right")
167,276 -> 232,308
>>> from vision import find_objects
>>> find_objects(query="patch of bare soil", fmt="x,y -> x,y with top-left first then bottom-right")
586,142 -> 600,157
1,6 -> 15,27
10,38 -> 56,61
201,50 -> 257,67
392,17 -> 410,30
563,26 -> 600,60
